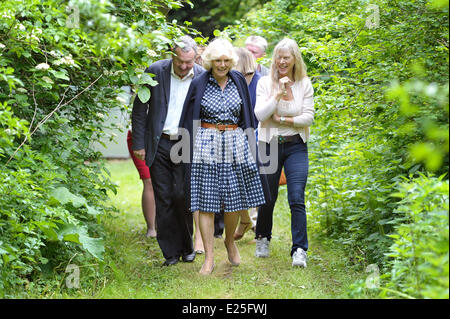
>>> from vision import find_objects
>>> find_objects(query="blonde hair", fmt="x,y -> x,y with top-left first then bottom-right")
201,38 -> 238,71
270,38 -> 307,85
233,47 -> 257,75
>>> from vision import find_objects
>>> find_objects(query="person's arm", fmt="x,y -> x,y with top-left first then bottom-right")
292,77 -> 314,127
272,113 -> 293,126
178,78 -> 197,131
271,78 -> 314,128
254,78 -> 280,122
131,66 -> 153,160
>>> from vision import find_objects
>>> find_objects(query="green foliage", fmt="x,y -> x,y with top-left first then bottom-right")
380,174 -> 449,299
0,0 -> 199,296
386,77 -> 449,172
167,0 -> 270,38
224,0 -> 449,297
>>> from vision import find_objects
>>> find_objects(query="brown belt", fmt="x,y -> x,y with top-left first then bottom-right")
161,133 -> 177,140
201,122 -> 238,131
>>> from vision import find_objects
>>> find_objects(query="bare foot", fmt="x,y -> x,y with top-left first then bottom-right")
146,229 -> 157,238
224,240 -> 241,266
199,261 -> 215,275
194,237 -> 205,254
233,222 -> 252,241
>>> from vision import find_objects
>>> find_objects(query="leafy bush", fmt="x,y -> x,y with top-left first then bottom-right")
380,174 -> 449,299
223,0 -> 449,297
0,0 -> 198,296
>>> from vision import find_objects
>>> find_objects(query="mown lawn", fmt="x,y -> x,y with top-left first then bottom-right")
63,159 -> 365,299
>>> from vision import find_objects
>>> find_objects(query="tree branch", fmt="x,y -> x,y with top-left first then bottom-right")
4,74 -> 103,166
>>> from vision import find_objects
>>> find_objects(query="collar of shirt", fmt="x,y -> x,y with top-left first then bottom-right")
171,63 -> 194,81
208,73 -> 232,86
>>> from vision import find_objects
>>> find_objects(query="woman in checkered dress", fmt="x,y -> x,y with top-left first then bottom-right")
178,38 -> 267,275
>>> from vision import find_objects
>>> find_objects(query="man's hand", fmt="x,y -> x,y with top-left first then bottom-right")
133,149 -> 146,161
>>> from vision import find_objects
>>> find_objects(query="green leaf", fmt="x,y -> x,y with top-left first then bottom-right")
39,223 -> 59,241
51,70 -> 70,81
49,187 -> 87,208
137,86 -> 150,103
42,76 -> 54,84
56,224 -> 104,260
138,73 -> 158,86
86,205 -> 101,216
78,235 -> 104,260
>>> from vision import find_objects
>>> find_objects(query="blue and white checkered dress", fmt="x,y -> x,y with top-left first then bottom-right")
190,75 -> 265,214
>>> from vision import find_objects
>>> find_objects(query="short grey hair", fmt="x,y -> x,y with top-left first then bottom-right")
173,35 -> 198,54
245,35 -> 268,53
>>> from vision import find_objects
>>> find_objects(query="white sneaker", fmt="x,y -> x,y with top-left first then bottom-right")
292,248 -> 307,267
255,237 -> 270,258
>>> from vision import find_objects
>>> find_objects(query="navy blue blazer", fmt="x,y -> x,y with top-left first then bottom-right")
131,59 -> 204,167
248,70 -> 262,125
178,70 -> 272,209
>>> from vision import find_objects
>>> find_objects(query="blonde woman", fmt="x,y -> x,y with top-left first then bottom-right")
178,38 -> 267,275
254,38 -> 314,267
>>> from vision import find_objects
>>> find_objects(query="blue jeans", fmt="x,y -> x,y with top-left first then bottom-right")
256,136 -> 309,255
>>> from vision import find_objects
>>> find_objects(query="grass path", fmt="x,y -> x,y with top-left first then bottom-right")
88,159 -> 364,298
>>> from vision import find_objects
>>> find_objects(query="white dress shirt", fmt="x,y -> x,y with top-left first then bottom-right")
162,65 -> 194,135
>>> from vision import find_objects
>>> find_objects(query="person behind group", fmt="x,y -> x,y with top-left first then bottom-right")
232,47 -> 262,241
192,44 -> 206,254
194,45 -> 206,66
254,38 -> 315,268
178,38 -> 267,275
126,129 -> 156,238
131,35 -> 204,266
245,35 -> 270,77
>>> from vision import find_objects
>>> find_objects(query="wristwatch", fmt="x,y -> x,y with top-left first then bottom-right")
280,116 -> 286,124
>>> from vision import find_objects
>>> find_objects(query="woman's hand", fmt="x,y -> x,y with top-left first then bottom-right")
272,113 -> 292,126
272,113 -> 281,123
275,76 -> 294,101
279,77 -> 292,86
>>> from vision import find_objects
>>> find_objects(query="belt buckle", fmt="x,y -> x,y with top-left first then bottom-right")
278,136 -> 285,143
215,122 -> 223,131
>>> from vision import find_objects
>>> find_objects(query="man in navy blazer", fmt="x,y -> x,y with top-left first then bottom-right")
132,36 -> 205,266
